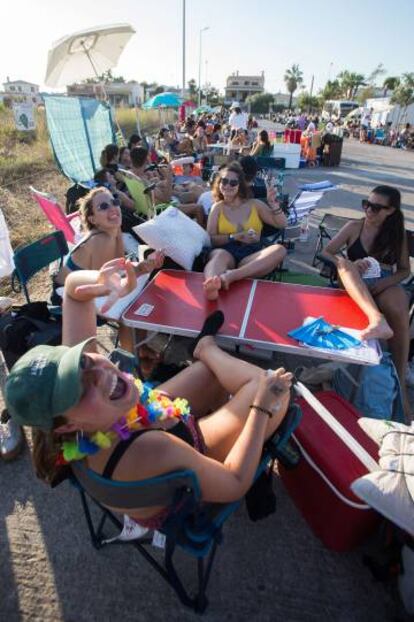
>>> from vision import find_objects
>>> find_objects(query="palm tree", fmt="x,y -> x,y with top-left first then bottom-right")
320,79 -> 342,102
338,71 -> 366,99
284,64 -> 303,109
391,74 -> 414,127
382,76 -> 400,97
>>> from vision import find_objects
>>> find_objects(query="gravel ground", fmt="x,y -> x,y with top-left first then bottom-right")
1,138 -> 414,621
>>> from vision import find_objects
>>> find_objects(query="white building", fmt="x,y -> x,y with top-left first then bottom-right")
1,79 -> 41,105
67,81 -> 145,107
224,71 -> 265,104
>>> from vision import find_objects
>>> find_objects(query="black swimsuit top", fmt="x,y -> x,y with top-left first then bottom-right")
102,421 -> 194,480
347,235 -> 368,261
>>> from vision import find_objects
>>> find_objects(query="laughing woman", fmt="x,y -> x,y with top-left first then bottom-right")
5,260 -> 292,529
203,163 -> 287,300
53,187 -> 163,350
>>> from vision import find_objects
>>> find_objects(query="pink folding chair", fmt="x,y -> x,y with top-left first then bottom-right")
30,187 -> 81,244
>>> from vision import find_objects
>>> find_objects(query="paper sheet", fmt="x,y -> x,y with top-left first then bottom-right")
297,317 -> 382,366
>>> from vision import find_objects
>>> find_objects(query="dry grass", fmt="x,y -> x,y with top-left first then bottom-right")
0,103 -> 176,299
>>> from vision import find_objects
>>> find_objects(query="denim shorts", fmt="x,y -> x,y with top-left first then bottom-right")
221,241 -> 265,264
364,268 -> 393,289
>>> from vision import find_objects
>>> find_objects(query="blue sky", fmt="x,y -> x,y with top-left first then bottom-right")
1,0 -> 413,94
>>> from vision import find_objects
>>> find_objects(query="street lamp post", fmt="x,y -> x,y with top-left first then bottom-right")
198,26 -> 209,107
182,0 -> 186,99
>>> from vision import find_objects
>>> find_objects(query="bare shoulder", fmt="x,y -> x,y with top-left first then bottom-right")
112,429 -> 201,482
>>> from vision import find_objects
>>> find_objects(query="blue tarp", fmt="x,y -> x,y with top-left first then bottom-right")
44,96 -> 116,183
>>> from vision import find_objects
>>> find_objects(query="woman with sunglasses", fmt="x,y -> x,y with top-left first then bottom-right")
53,188 -> 163,349
322,185 -> 411,417
5,259 -> 293,527
203,163 -> 287,300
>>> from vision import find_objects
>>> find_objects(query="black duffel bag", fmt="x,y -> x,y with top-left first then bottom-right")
0,302 -> 62,370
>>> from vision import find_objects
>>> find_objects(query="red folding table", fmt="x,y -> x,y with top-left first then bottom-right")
122,270 -> 381,365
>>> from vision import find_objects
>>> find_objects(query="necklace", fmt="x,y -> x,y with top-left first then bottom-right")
58,378 -> 191,464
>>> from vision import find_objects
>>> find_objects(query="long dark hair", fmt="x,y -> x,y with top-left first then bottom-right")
370,185 -> 405,264
259,130 -> 271,151
212,162 -> 249,202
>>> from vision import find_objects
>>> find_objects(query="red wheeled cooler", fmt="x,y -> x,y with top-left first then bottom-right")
279,390 -> 380,552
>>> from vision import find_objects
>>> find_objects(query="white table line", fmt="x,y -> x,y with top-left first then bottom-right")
239,280 -> 257,339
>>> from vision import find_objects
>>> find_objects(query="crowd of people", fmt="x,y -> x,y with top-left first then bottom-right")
1,108 -> 413,559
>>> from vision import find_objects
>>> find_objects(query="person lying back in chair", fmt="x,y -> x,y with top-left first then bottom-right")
5,259 -> 292,529
53,187 -> 164,351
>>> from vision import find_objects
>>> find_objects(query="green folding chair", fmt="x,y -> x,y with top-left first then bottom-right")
122,174 -> 154,219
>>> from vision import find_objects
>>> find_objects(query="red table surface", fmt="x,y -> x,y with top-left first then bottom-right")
244,280 -> 368,346
123,270 -> 253,337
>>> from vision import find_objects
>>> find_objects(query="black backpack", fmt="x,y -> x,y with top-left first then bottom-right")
0,302 -> 62,370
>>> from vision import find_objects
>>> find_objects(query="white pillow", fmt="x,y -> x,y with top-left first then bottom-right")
133,206 -> 210,270
351,418 -> 414,536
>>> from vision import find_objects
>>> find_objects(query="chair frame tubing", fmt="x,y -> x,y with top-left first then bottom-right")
78,488 -> 217,613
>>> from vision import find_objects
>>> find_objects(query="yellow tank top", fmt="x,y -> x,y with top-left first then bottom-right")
218,204 -> 263,235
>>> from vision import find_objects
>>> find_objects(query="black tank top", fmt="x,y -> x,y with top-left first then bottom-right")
102,421 -> 194,479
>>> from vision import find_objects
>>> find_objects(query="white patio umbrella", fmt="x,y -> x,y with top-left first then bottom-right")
45,23 -> 136,87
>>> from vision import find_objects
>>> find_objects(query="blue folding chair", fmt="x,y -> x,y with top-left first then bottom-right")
68,350 -> 302,612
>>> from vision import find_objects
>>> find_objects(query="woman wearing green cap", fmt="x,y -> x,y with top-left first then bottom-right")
5,258 -> 292,528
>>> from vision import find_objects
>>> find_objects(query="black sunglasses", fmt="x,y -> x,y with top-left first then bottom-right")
220,177 -> 239,187
361,199 -> 389,214
96,198 -> 121,211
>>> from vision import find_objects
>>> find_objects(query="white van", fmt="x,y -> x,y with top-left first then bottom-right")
322,100 -> 359,121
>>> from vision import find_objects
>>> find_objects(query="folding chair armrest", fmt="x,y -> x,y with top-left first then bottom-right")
10,270 -> 22,294
315,253 -> 338,285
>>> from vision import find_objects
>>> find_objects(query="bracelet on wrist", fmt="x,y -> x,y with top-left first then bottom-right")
249,404 -> 273,418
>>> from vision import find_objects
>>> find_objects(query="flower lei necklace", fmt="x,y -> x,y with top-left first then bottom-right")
57,378 -> 191,464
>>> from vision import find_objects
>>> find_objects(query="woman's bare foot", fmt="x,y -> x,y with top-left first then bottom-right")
203,275 -> 222,300
360,315 -> 394,341
193,335 -> 216,360
220,270 -> 236,291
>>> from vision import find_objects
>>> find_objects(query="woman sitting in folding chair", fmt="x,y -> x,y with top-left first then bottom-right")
53,187 -> 163,351
5,259 -> 292,528
203,162 -> 287,300
321,185 -> 411,418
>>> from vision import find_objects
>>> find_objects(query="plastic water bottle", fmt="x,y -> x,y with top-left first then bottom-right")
299,215 -> 309,242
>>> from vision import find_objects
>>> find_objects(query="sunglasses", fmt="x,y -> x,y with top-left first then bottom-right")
220,177 -> 239,188
361,199 -> 389,214
96,197 -> 121,211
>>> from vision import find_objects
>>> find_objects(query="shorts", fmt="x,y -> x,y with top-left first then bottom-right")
363,268 -> 393,289
221,240 -> 265,264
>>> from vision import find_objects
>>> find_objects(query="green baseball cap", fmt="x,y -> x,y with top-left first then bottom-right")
5,338 -> 94,429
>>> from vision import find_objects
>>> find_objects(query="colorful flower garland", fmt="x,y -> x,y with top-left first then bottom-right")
58,378 -> 191,464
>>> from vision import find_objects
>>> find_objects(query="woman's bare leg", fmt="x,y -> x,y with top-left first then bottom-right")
375,285 -> 411,420
192,337 -> 290,460
159,337 -> 290,460
157,360 -> 228,417
203,249 -> 235,300
336,258 -> 393,340
221,244 -> 286,289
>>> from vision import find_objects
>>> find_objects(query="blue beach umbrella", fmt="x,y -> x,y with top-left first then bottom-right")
143,92 -> 183,109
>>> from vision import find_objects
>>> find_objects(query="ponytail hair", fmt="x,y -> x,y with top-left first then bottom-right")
370,185 -> 405,265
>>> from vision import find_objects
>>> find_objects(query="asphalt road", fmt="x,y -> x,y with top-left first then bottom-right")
1,139 -> 413,622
